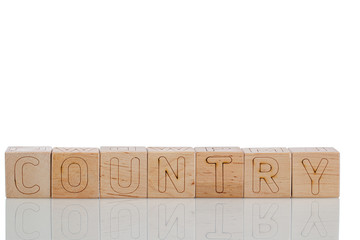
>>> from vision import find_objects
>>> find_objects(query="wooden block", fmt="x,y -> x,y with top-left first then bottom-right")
5,146 -> 52,198
52,147 -> 99,198
244,148 -> 291,198
290,147 -> 340,198
100,146 -> 147,198
148,147 -> 195,198
195,147 -> 244,198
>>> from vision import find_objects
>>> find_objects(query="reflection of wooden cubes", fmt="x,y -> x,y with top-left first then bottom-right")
290,147 -> 340,198
100,199 -> 147,240
52,199 -> 99,240
148,199 -> 195,239
196,198 -> 244,239
244,198 -> 291,239
148,147 -> 195,198
292,199 -> 339,240
52,148 -> 99,198
100,147 -> 147,198
244,148 -> 291,198
6,199 -> 51,240
5,147 -> 52,198
195,147 -> 244,198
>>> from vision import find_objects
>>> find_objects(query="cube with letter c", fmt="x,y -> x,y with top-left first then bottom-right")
5,146 -> 51,198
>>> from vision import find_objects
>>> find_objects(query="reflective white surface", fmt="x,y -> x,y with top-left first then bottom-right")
6,198 -> 339,240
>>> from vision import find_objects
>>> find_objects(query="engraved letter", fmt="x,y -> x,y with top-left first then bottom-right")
158,156 -> 185,193
253,157 -> 279,193
302,158 -> 328,195
110,157 -> 140,194
61,157 -> 88,193
14,156 -> 40,194
206,156 -> 232,193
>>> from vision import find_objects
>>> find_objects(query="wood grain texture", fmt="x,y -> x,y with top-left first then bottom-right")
290,147 -> 340,198
52,147 -> 99,198
100,147 -> 147,198
243,148 -> 291,198
5,146 -> 52,198
148,147 -> 195,198
195,147 -> 244,198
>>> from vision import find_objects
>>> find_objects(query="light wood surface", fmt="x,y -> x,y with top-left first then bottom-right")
52,147 -> 99,198
100,147 -> 147,198
5,146 -> 52,198
290,147 -> 340,198
195,147 -> 244,197
148,147 -> 195,198
243,148 -> 291,198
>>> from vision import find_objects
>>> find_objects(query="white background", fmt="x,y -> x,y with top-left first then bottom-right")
0,0 -> 359,239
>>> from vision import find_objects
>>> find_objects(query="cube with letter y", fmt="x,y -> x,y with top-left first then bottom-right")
195,147 -> 244,198
290,147 -> 339,198
148,147 -> 195,198
244,148 -> 291,198
5,146 -> 52,198
52,147 -> 99,198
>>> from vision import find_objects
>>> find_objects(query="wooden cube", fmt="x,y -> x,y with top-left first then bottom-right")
195,147 -> 244,198
5,146 -> 52,198
100,146 -> 147,198
290,147 -> 340,198
52,147 -> 99,198
148,147 -> 195,198
244,148 -> 291,198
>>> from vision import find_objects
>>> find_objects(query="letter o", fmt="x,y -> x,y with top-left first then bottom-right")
61,157 -> 88,193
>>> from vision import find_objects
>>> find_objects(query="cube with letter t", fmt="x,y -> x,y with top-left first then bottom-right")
195,147 -> 244,197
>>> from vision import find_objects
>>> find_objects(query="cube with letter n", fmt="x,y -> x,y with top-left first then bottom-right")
147,147 -> 195,198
